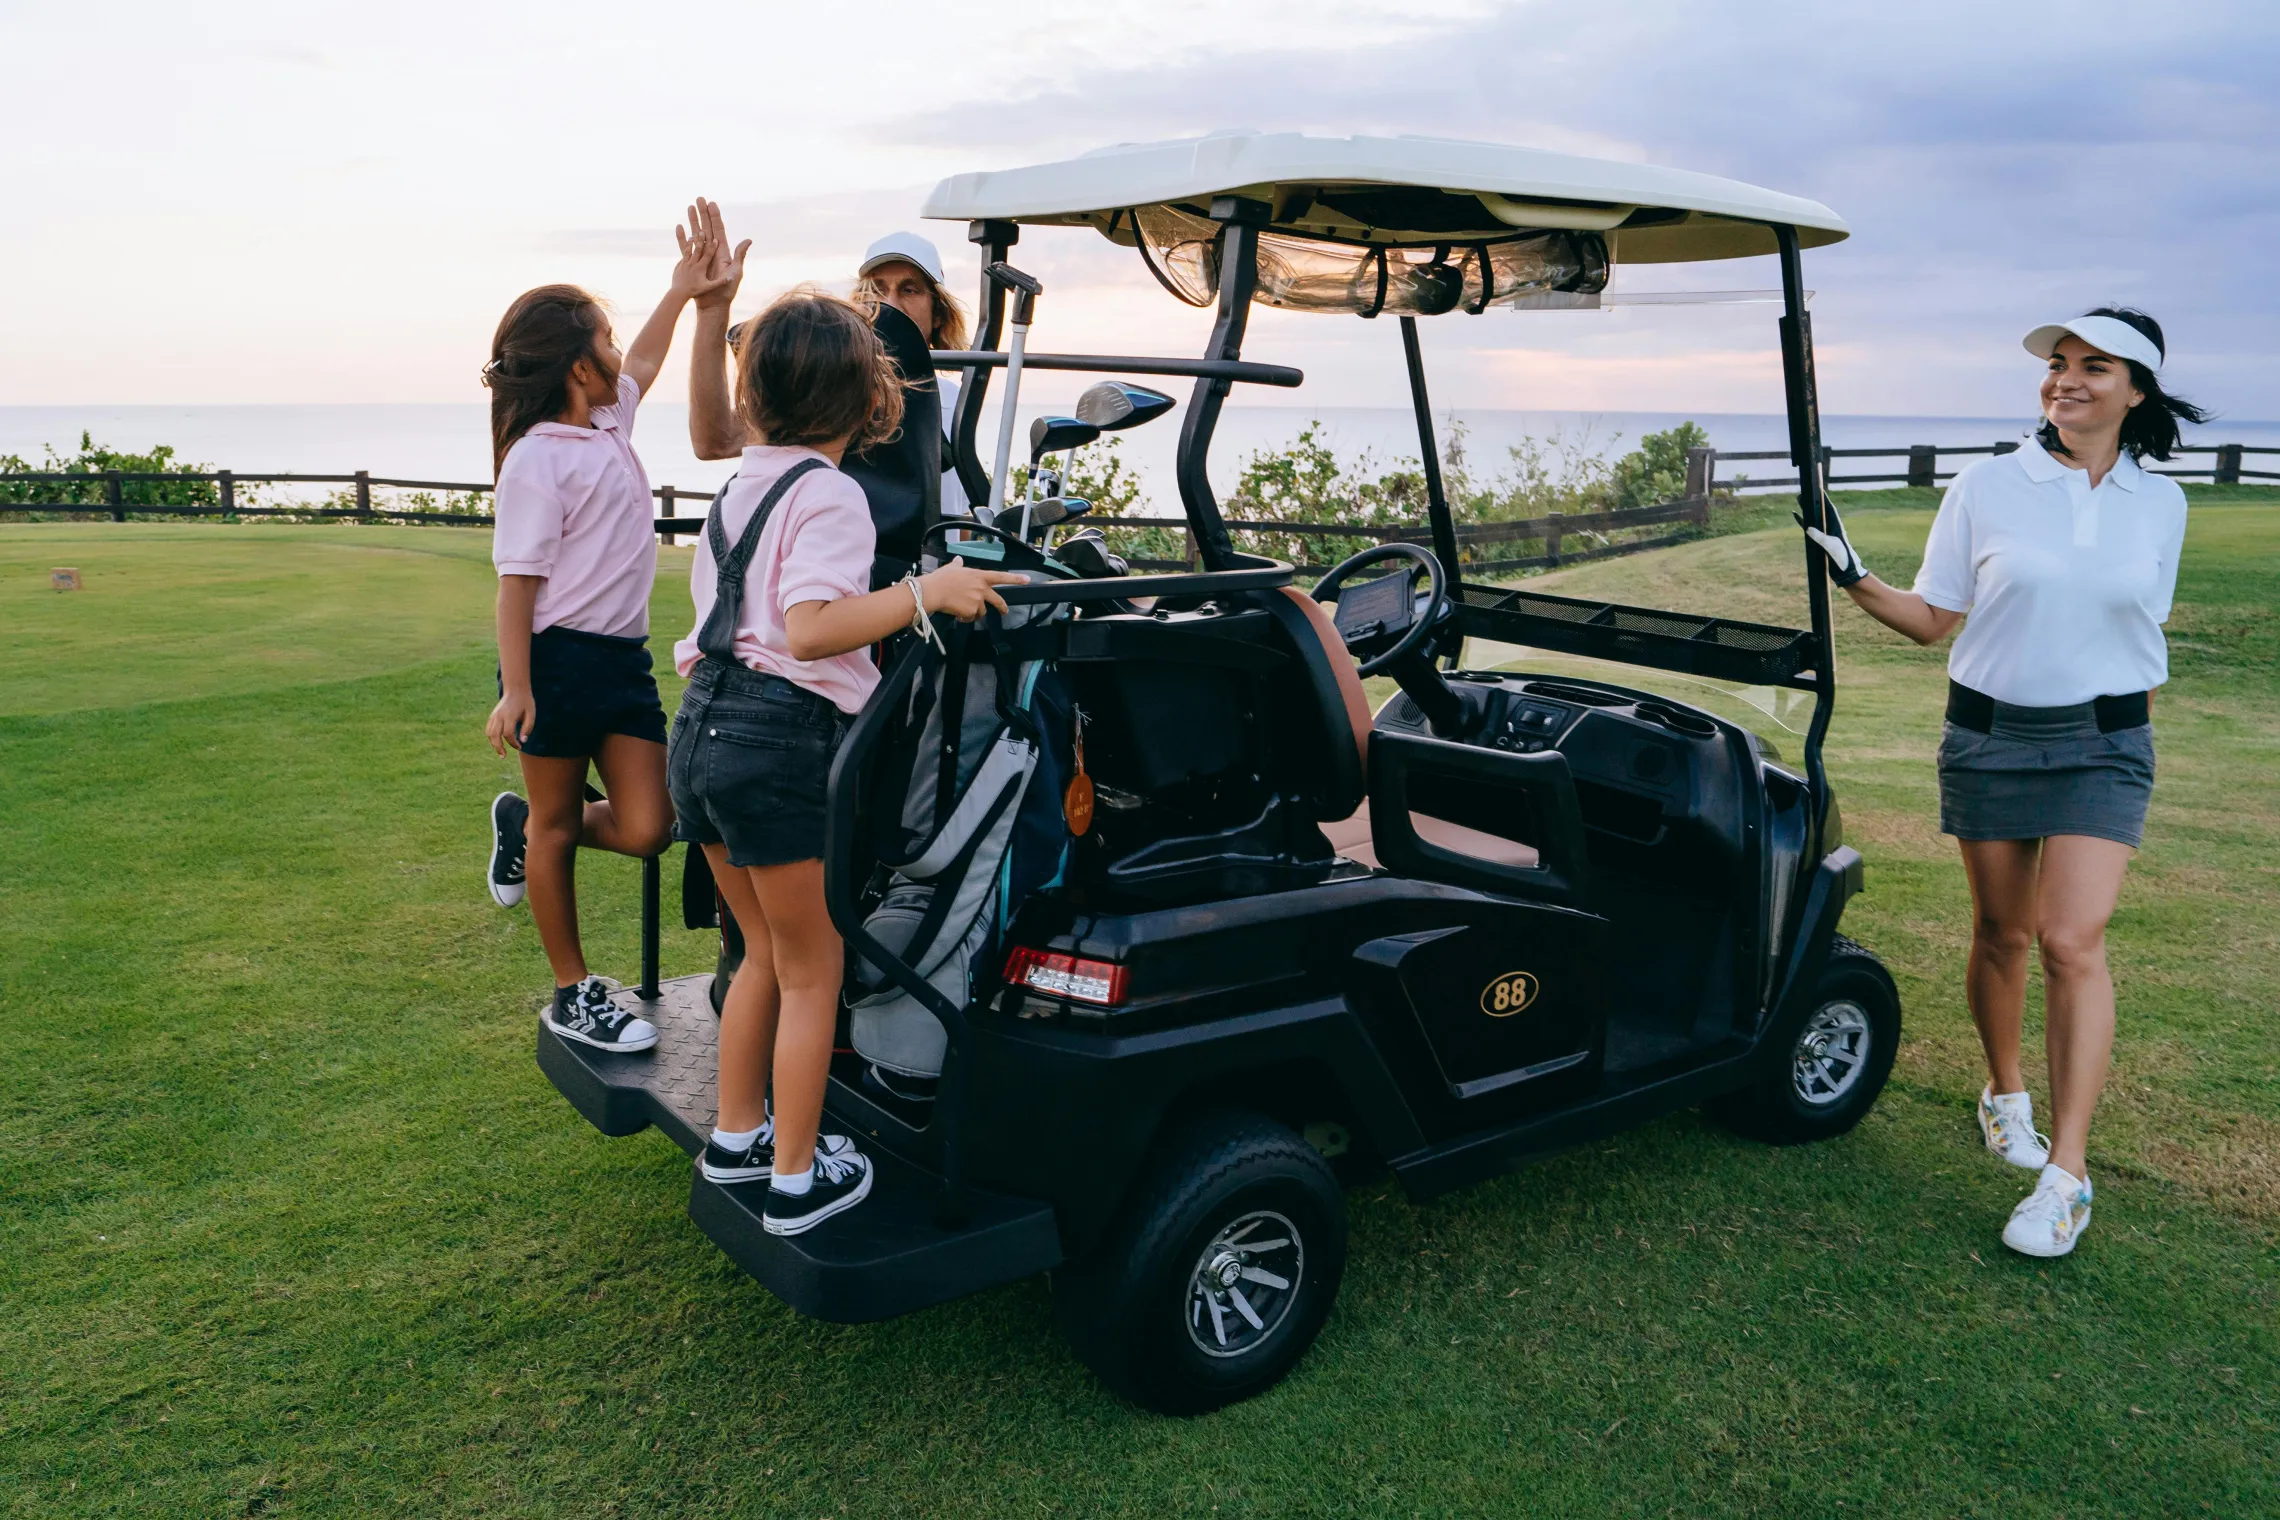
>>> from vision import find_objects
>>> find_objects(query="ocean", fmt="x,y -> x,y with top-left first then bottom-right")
5,404 -> 2275,509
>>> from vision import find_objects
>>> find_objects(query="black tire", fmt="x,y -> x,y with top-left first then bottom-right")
1710,934 -> 1899,1145
1053,1110 -> 1346,1415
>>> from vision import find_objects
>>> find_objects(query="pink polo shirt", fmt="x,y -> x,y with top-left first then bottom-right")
673,445 -> 880,715
492,374 -> 658,638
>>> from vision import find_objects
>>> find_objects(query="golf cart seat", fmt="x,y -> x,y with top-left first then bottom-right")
1056,584 -> 1374,903
1319,809 -> 1541,873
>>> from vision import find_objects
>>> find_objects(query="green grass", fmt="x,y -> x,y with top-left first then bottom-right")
2,511 -> 2276,1517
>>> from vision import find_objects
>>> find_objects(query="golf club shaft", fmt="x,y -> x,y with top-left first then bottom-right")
987,322 -> 1029,519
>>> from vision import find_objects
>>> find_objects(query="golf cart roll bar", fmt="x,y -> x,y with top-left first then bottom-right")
1178,198 -> 1271,572
951,221 -> 1019,509
1773,223 -> 1839,859
930,351 -> 1304,388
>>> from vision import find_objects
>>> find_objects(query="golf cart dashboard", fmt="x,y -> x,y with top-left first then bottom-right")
1374,673 -> 1737,849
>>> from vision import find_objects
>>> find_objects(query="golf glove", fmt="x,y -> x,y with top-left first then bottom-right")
1796,501 -> 1869,587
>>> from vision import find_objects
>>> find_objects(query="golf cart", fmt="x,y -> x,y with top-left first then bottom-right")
539,132 -> 1896,1414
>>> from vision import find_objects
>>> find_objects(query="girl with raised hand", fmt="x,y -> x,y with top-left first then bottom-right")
673,284 -> 1023,1235
481,205 -> 728,1055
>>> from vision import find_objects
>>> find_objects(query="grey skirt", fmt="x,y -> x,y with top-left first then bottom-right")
1937,701 -> 2155,847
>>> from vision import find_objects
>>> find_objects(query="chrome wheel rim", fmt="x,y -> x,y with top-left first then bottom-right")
1185,1210 -> 1304,1359
1793,999 -> 1872,1107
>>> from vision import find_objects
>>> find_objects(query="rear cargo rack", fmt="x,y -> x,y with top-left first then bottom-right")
1459,582 -> 1818,688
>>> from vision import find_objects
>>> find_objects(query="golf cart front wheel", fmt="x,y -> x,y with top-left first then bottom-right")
1710,935 -> 1899,1145
1053,1110 -> 1346,1415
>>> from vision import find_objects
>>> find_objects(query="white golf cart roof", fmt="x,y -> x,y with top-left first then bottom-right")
921,131 -> 1847,265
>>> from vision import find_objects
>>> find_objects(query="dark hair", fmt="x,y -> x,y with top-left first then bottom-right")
482,285 -> 616,473
2036,306 -> 2210,462
735,286 -> 904,451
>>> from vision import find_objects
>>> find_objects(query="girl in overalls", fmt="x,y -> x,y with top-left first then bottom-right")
672,287 -> 1020,1235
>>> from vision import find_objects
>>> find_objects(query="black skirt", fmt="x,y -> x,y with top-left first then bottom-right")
1937,688 -> 2155,847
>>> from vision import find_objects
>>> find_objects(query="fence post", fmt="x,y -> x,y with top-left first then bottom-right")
105,469 -> 125,522
1906,445 -> 1936,489
1684,446 -> 1714,499
218,470 -> 235,518
1993,439 -> 2020,456
1183,525 -> 1197,571
2215,443 -> 2243,485
354,470 -> 371,517
1545,514 -> 1563,568
657,486 -> 676,544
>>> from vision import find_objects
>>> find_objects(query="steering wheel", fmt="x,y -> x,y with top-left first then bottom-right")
1310,543 -> 1450,677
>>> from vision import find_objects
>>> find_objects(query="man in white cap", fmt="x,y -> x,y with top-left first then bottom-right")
856,232 -> 971,513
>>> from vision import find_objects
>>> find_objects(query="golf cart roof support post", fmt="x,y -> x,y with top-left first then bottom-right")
1774,222 -> 1838,848
1176,197 -> 1270,572
1398,315 -> 1462,620
953,220 -> 1019,509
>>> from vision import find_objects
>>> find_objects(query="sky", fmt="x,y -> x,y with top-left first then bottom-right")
4,0 -> 2276,419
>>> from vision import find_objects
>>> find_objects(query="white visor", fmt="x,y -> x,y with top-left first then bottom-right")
859,231 -> 946,284
2022,315 -> 2163,373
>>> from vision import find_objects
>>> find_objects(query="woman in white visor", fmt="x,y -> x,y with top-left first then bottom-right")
853,232 -> 972,514
1799,307 -> 2207,1259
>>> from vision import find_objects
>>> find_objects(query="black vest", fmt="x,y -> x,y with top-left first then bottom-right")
841,302 -> 942,590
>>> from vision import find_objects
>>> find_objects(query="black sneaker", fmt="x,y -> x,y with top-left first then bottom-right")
762,1138 -> 873,1235
544,977 -> 658,1053
488,792 -> 528,907
699,1124 -> 776,1183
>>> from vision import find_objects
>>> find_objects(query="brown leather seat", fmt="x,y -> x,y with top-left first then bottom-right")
1321,807 -> 1542,872
1269,587 -> 1542,874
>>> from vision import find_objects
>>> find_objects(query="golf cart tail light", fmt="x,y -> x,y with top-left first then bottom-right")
1003,947 -> 1127,1005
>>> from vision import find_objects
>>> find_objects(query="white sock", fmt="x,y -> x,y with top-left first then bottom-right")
771,1164 -> 815,1196
711,1123 -> 765,1152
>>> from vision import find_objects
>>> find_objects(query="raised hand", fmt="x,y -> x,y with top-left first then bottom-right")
691,198 -> 750,312
667,201 -> 717,302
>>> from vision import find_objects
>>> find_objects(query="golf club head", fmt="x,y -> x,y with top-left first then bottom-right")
1029,416 -> 1101,466
1074,381 -> 1176,431
1025,496 -> 1092,534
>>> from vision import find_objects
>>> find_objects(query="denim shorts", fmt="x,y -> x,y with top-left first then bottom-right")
499,626 -> 668,759
668,659 -> 849,867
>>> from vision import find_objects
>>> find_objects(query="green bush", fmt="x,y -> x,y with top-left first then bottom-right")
0,432 -> 225,520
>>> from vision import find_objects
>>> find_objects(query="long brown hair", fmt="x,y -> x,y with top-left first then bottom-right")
482,284 -> 615,473
735,287 -> 904,451
852,264 -> 970,351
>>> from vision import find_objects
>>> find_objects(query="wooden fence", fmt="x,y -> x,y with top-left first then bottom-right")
5,433 -> 2274,570
1696,439 -> 2280,493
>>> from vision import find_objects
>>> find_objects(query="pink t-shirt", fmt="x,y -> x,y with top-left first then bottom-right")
674,445 -> 879,714
492,374 -> 658,638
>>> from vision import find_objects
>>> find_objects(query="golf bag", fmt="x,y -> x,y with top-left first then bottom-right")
848,600 -> 1073,1082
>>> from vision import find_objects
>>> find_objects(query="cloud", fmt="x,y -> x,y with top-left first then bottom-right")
855,0 -> 2280,416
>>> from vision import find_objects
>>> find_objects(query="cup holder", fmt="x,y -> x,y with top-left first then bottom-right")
1633,700 -> 1718,738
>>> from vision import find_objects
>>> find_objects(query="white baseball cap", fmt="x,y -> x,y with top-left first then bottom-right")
859,231 -> 946,283
2022,314 -> 2163,373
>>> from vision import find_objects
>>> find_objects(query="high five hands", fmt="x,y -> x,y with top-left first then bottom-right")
681,199 -> 749,313
668,199 -> 750,309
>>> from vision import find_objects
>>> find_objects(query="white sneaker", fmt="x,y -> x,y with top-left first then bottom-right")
2002,1164 -> 2093,1258
1978,1085 -> 2050,1170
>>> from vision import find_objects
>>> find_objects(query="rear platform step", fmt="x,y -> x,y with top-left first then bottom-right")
537,974 -> 1061,1324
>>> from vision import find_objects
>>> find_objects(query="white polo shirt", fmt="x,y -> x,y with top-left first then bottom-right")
1912,436 -> 2187,707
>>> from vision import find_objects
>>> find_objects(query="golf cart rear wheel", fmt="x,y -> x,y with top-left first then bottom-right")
1710,935 -> 1899,1145
1053,1110 -> 1346,1415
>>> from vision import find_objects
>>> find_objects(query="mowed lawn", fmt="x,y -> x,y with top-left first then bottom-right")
1,506 -> 2275,1518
